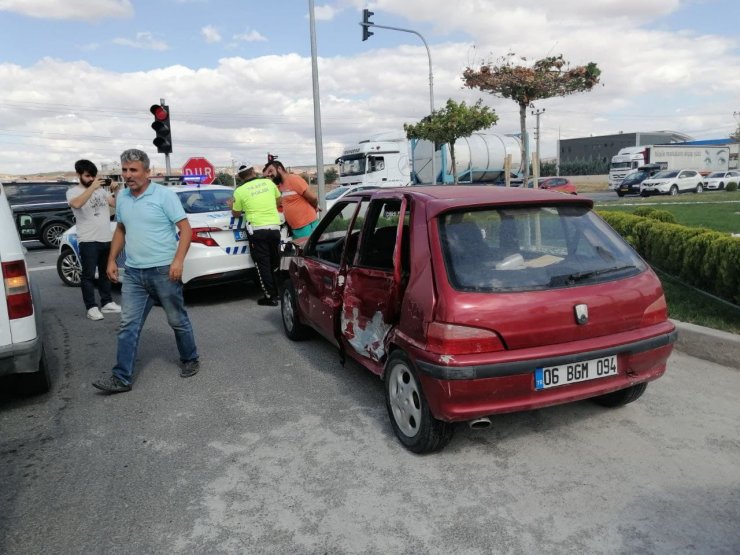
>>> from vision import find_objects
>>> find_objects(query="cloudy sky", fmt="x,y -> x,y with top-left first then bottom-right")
1,0 -> 739,175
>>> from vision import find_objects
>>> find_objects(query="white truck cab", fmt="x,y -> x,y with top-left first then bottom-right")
336,138 -> 410,188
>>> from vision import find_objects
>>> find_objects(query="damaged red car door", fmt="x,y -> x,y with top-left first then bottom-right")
338,195 -> 408,375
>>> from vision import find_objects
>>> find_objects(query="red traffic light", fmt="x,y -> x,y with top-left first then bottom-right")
150,105 -> 169,121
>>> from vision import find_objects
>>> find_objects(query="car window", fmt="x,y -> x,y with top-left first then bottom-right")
357,199 -> 409,271
305,200 -> 369,265
325,186 -> 350,200
4,183 -> 71,205
177,189 -> 232,213
439,205 -> 646,292
653,171 -> 678,179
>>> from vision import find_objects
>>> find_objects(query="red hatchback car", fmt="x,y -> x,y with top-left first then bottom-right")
536,177 -> 577,194
279,186 -> 676,453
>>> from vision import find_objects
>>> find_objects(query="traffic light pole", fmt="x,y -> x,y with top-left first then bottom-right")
160,98 -> 171,175
361,20 -> 436,184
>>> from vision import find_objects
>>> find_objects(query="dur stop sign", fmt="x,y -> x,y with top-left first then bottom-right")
182,157 -> 215,184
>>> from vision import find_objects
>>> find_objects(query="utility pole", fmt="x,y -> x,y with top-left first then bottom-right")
532,108 -> 545,181
308,0 -> 326,211
360,11 -> 436,184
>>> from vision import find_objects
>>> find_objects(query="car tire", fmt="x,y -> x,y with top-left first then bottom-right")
719,182 -> 725,190
384,351 -> 454,453
281,280 -> 310,341
695,184 -> 703,194
57,248 -> 81,287
616,191 -> 625,197
41,221 -> 70,248
592,382 -> 647,408
669,185 -> 679,196
20,346 -> 51,396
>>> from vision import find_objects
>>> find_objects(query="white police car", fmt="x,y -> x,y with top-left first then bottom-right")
57,183 -> 285,288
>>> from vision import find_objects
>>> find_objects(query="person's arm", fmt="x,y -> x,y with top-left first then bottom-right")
229,192 -> 243,218
302,187 -> 318,209
169,218 -> 192,282
68,178 -> 103,209
107,223 -> 126,282
106,181 -> 120,207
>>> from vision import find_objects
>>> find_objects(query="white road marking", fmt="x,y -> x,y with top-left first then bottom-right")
27,266 -> 57,272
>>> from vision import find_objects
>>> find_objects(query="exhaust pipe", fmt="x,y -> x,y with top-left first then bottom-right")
468,417 -> 492,429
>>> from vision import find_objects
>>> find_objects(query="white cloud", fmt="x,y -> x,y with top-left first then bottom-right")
1,0 -> 740,175
0,0 -> 133,21
113,32 -> 169,51
201,25 -> 222,44
233,30 -> 267,43
314,4 -> 338,21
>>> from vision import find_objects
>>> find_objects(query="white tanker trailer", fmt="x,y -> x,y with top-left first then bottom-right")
336,130 -> 523,187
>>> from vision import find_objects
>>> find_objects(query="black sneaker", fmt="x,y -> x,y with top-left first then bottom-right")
180,359 -> 200,378
258,296 -> 279,306
92,375 -> 131,394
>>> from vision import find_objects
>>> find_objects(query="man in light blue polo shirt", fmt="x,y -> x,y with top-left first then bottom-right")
92,149 -> 199,394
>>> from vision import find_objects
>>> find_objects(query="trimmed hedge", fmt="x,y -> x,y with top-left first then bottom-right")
598,211 -> 740,305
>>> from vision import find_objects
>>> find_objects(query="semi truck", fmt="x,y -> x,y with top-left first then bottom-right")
608,144 -> 736,188
336,131 -> 523,188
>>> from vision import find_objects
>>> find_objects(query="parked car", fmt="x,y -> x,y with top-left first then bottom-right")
702,170 -> 740,191
3,181 -> 77,248
57,183 -> 287,288
0,182 -> 50,394
532,177 -> 577,195
615,164 -> 662,197
639,169 -> 704,196
324,185 -> 380,212
278,186 -> 676,453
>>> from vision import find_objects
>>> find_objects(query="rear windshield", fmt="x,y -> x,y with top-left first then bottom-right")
438,205 -> 646,292
622,170 -> 649,184
176,189 -> 233,213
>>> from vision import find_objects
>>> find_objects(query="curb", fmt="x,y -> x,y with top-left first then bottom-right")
671,319 -> 740,369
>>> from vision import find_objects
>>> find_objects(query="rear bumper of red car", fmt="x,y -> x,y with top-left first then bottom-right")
408,326 -> 677,422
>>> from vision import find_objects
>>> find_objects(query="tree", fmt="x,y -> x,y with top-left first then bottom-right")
213,171 -> 236,187
324,167 -> 338,184
463,53 -> 601,184
403,98 -> 498,184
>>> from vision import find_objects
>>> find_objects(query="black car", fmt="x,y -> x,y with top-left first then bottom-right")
3,181 -> 76,247
616,164 -> 662,197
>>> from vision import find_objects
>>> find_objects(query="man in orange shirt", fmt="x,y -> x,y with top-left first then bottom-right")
263,160 -> 319,238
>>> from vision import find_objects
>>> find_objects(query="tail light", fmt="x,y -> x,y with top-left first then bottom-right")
191,227 -> 220,247
3,260 -> 33,319
426,322 -> 504,355
641,294 -> 668,327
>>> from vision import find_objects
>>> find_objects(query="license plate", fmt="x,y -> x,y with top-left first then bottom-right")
535,355 -> 618,390
233,229 -> 248,242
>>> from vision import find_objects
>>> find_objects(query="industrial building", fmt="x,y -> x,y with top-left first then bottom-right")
559,131 -> 692,165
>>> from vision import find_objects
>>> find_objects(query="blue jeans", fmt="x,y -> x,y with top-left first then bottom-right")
112,265 -> 198,385
79,241 -> 113,310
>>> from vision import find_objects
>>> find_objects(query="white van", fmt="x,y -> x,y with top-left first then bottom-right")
0,181 -> 50,394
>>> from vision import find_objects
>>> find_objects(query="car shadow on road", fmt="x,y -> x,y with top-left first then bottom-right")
183,279 -> 260,306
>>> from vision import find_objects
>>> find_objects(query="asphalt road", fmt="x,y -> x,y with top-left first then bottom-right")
1,246 -> 739,554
